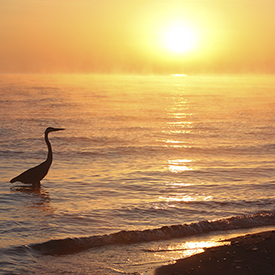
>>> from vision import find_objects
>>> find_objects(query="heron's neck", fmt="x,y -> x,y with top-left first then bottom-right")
45,133 -> 53,164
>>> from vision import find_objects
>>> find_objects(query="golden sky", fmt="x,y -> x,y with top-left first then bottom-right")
1,0 -> 275,74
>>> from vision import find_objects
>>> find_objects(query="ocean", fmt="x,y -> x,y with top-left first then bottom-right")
0,74 -> 275,274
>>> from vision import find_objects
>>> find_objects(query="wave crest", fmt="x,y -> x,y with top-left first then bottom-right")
30,211 -> 275,255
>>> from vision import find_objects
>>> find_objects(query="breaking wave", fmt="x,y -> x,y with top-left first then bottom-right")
29,211 -> 275,255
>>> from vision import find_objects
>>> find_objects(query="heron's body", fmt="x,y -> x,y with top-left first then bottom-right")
10,127 -> 64,185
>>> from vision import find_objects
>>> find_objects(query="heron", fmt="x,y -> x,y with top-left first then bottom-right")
10,127 -> 65,186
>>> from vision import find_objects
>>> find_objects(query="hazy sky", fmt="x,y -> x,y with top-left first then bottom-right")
1,0 -> 275,74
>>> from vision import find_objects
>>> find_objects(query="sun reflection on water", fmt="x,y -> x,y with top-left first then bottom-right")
160,178 -> 213,203
162,93 -> 195,148
167,121 -> 192,126
162,139 -> 191,147
150,239 -> 231,266
166,181 -> 192,187
168,159 -> 193,173
170,113 -> 190,119
160,194 -> 213,203
163,240 -> 230,259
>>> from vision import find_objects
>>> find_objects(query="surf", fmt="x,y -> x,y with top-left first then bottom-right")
29,211 -> 275,255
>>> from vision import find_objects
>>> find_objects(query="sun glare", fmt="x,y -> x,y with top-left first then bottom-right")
162,23 -> 198,55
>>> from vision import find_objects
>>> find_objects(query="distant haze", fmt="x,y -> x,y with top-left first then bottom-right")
1,0 -> 275,74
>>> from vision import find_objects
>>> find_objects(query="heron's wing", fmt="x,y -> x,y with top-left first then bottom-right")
10,161 -> 50,184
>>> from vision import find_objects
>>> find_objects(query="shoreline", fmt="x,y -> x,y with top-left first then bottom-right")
154,230 -> 275,275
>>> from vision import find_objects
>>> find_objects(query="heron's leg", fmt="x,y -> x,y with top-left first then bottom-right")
32,182 -> 41,190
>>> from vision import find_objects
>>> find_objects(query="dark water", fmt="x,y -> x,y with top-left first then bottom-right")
1,74 -> 275,274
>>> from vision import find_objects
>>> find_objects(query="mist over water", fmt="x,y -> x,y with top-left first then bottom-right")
1,74 -> 275,274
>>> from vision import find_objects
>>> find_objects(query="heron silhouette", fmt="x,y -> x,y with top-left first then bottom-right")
10,127 -> 65,186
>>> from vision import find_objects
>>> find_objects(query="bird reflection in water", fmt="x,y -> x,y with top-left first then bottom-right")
10,185 -> 53,213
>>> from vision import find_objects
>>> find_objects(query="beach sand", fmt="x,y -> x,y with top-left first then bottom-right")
154,230 -> 275,275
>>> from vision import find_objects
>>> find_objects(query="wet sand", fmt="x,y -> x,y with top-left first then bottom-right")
154,230 -> 275,275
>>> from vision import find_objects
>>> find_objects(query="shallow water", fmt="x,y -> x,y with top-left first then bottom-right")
1,74 -> 275,274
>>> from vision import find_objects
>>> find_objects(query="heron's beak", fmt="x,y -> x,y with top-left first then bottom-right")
53,128 -> 65,131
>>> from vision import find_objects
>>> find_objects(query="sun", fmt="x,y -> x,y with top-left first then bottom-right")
163,23 -> 198,55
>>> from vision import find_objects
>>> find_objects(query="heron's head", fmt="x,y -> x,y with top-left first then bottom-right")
45,127 -> 65,135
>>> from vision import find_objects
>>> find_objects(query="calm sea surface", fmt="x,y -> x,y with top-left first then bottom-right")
1,74 -> 275,274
